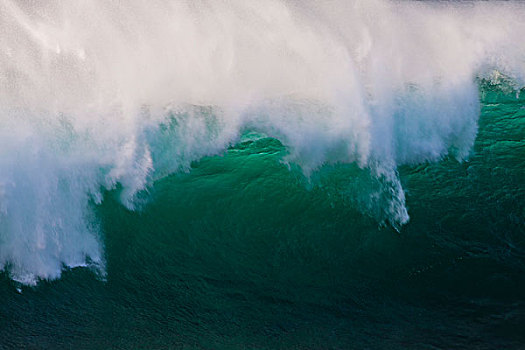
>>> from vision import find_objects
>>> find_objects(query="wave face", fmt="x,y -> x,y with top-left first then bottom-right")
0,0 -> 525,285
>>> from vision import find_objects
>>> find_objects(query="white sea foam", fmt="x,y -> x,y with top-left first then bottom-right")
1,0 -> 524,284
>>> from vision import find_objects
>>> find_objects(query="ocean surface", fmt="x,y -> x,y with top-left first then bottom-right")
1,1 -> 525,349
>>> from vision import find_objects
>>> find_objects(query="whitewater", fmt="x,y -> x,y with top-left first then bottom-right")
1,0 -> 524,286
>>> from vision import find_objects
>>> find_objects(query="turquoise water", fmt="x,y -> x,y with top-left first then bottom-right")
1,83 -> 523,349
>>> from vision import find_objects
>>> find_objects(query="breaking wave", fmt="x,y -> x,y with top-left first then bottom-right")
1,0 -> 524,284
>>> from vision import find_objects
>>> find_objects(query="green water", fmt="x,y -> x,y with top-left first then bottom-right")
1,84 -> 524,349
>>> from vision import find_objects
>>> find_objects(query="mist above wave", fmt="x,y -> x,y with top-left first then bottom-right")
1,0 -> 524,284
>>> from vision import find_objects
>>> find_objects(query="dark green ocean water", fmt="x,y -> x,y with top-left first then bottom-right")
1,84 -> 524,349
